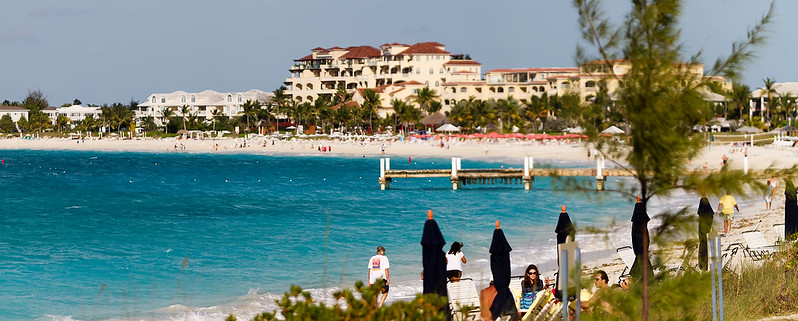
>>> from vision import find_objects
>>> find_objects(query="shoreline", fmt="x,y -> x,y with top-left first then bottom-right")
2,136 -> 796,317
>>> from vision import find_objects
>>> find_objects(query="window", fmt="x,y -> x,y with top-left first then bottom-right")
585,81 -> 596,88
498,87 -> 504,93
416,68 -> 420,74
161,97 -> 166,103
460,87 -> 467,93
151,96 -> 156,103
191,95 -> 196,103
227,95 -> 232,103
238,95 -> 242,103
425,81 -> 429,87
508,87 -> 515,93
181,96 -> 186,103
439,68 -> 444,74
435,81 -> 439,87
429,68 -> 433,74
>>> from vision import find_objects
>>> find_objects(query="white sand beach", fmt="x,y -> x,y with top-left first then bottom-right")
1,135 -> 796,286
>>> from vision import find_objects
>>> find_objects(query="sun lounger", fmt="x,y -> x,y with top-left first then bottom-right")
729,230 -> 779,261
616,246 -> 636,282
447,278 -> 482,321
774,223 -> 786,243
521,289 -> 554,321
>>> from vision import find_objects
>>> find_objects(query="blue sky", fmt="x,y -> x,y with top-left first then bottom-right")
0,0 -> 793,106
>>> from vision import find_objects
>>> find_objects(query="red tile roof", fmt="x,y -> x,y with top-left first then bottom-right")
485,67 -> 579,73
397,42 -> 450,55
452,70 -> 477,74
295,54 -> 314,61
330,100 -> 360,110
444,60 -> 482,66
311,47 -> 326,52
340,46 -> 381,59
441,81 -> 486,86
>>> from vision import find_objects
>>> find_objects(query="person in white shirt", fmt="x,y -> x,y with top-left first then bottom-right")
367,246 -> 390,307
445,242 -> 467,282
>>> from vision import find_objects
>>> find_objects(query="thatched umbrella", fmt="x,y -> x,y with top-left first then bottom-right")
421,210 -> 447,297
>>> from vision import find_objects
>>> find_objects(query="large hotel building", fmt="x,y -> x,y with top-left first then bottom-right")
284,42 -> 728,117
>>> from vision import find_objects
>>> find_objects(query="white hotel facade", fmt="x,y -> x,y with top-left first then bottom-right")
135,89 -> 273,125
284,42 -> 730,116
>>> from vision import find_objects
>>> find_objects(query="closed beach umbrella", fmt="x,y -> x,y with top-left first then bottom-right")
554,205 -> 575,295
697,195 -> 714,270
489,220 -> 517,320
785,182 -> 798,238
420,210 -> 447,297
630,197 -> 652,279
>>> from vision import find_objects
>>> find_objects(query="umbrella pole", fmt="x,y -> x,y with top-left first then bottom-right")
710,235 -> 718,321
575,248 -> 581,321
561,249 -> 568,321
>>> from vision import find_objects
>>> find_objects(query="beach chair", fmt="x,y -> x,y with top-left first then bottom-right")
774,223 -> 786,243
616,246 -> 636,282
447,278 -> 482,321
730,230 -> 779,261
521,289 -> 554,321
509,276 -> 524,312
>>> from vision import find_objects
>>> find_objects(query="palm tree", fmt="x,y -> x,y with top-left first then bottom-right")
361,89 -> 382,131
415,87 -> 438,114
727,83 -> 751,123
334,86 -> 353,105
210,109 -> 221,132
391,99 -> 406,131
180,105 -> 190,131
160,108 -> 174,134
240,99 -> 260,133
762,77 -> 777,124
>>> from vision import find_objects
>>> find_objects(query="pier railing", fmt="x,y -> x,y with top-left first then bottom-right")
378,157 -> 634,190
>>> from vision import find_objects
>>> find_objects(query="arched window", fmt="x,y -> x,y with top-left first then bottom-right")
585,81 -> 596,88
151,96 -> 156,103
498,87 -> 504,93
161,97 -> 166,103
435,81 -> 440,87
425,81 -> 429,87
181,95 -> 186,103
227,95 -> 232,103
191,95 -> 196,103
429,68 -> 433,74
508,87 -> 515,93
460,87 -> 467,93
439,68 -> 444,74
238,95 -> 242,103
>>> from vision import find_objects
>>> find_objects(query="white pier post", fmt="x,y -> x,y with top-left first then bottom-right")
751,134 -> 754,146
451,157 -> 459,190
385,157 -> 390,171
523,157 -> 534,190
596,157 -> 606,191
744,154 -> 749,174
379,158 -> 387,191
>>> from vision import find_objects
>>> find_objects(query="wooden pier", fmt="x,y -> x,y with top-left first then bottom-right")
378,157 -> 635,191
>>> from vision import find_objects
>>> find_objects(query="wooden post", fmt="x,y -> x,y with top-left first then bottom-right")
451,157 -> 460,190
379,158 -> 391,190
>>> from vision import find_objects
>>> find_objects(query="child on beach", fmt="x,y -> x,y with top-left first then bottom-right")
718,191 -> 740,235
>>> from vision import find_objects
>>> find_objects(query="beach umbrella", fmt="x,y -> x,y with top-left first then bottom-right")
489,220 -> 517,320
601,125 -> 625,134
420,210 -> 447,297
630,196 -> 652,280
554,205 -> 575,295
697,195 -> 714,270
786,182 -> 798,238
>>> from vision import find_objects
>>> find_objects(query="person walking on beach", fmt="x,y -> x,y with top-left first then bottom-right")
764,180 -> 775,210
367,246 -> 390,308
445,242 -> 467,282
718,191 -> 740,235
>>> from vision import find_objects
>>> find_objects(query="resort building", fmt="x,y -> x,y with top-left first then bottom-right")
43,105 -> 102,125
750,82 -> 798,117
440,67 -> 579,108
0,106 -> 29,122
283,42 -> 481,106
135,89 -> 273,125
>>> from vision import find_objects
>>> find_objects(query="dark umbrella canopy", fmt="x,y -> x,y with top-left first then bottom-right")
630,198 -> 652,279
421,210 -> 447,297
555,206 -> 575,244
786,182 -> 798,238
697,196 -> 714,270
489,221 -> 517,320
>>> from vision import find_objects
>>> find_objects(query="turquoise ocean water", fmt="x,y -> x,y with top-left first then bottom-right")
0,149 -> 681,320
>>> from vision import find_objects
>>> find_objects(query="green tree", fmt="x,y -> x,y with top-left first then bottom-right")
761,77 -> 777,124
361,89 -> 382,131
160,108 -> 174,134
727,83 -> 752,122
180,105 -> 190,131
140,116 -> 157,132
573,0 -> 774,319
415,87 -> 438,114
55,115 -> 71,132
0,114 -> 15,133
73,99 -> 82,106
17,115 -> 28,133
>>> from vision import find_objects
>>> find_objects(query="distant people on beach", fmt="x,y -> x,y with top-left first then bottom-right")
765,180 -> 775,210
718,191 -> 740,235
367,246 -> 390,308
445,242 -> 467,282
519,264 -> 546,310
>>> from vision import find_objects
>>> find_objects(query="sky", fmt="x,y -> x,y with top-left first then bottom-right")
1,0 -> 794,106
